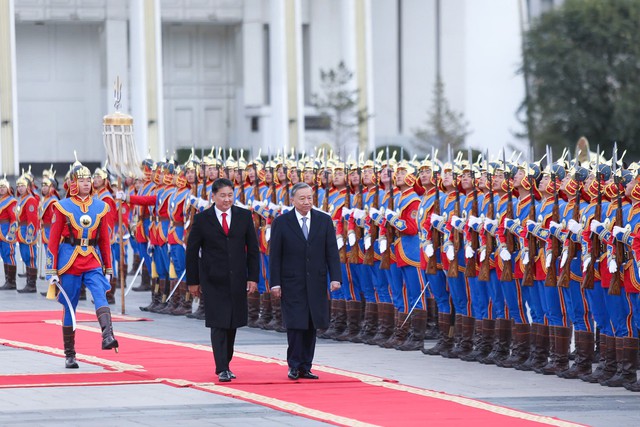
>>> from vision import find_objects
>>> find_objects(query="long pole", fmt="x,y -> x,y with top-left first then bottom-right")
118,176 -> 126,314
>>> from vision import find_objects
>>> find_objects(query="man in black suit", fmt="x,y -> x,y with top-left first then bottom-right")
186,178 -> 260,383
270,182 -> 342,380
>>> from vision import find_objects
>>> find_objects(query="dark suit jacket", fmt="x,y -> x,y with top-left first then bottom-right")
269,208 -> 341,330
186,204 -> 260,329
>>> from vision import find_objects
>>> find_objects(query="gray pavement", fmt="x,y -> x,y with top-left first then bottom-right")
1,275 -> 640,427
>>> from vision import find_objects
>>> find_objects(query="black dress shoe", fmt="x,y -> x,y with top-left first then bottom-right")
228,370 -> 236,379
218,371 -> 232,382
288,368 -> 299,380
299,370 -> 319,379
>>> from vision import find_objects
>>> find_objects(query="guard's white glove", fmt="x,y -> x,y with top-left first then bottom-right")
431,213 -> 445,223
549,220 -> 563,230
251,200 -> 262,210
582,255 -> 591,273
499,246 -> 511,261
484,218 -> 498,231
147,244 -> 155,256
444,242 -> 455,261
268,202 -> 280,212
526,219 -> 539,228
281,205 -> 293,214
197,197 -> 209,209
115,190 -> 126,201
379,237 -> 388,253
613,225 -> 629,239
608,258 -> 618,273
105,274 -> 112,283
521,249 -> 529,265
468,215 -> 483,228
385,209 -> 398,221
567,219 -> 582,234
560,247 -> 568,268
234,200 -> 248,209
336,235 -> 344,250
265,227 -> 271,242
353,208 -> 366,221
425,243 -> 435,258
479,248 -> 487,262
545,252 -> 552,269
364,235 -> 372,250
48,275 -> 60,286
348,232 -> 356,247
590,219 -> 603,234
465,245 -> 474,259
341,207 -> 354,219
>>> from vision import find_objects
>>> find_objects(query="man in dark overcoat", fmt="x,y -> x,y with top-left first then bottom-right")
270,182 -> 342,380
186,178 -> 260,382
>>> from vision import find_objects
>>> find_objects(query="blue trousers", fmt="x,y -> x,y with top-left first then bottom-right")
469,276 -> 489,320
487,270 -> 506,319
169,244 -> 186,280
153,243 -> 170,279
0,241 -> 16,265
384,264 -> 404,311
258,253 -> 269,293
358,264 -> 379,303
19,243 -> 37,269
586,281 -> 612,336
501,278 -> 526,324
58,268 -> 110,327
447,271 -> 470,317
342,263 -> 363,301
522,281 -> 545,324
605,289 -> 634,337
399,265 -> 426,312
562,280 -> 593,332
369,262 -> 392,303
426,270 -> 450,314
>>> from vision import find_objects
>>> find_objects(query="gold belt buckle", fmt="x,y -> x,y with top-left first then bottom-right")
80,238 -> 90,246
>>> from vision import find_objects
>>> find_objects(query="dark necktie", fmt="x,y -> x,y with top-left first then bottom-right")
301,217 -> 309,240
222,212 -> 229,235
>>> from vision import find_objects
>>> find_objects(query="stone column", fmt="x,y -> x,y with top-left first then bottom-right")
0,0 -> 19,174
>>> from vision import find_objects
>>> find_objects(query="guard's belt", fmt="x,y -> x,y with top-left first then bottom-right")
63,237 -> 98,246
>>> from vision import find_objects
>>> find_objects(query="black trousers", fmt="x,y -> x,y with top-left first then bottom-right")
286,313 -> 316,371
210,327 -> 237,374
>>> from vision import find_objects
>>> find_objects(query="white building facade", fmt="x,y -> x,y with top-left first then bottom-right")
0,0 -> 532,175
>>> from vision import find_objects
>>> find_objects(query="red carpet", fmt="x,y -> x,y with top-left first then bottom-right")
0,310 -> 584,427
0,309 -> 150,324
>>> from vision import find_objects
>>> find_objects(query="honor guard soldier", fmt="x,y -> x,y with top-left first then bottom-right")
15,173 -> 40,293
45,161 -> 118,369
92,165 -> 118,304
130,158 -> 155,293
0,176 -> 18,290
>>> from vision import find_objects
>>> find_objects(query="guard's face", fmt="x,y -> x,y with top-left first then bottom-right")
93,176 -> 104,188
41,184 -> 50,196
213,185 -> 234,212
17,184 -> 27,196
333,170 -> 346,186
185,169 -> 196,184
514,169 -> 525,187
303,170 -> 315,184
289,170 -> 300,184
77,177 -> 92,196
395,169 -> 407,186
0,186 -> 7,196
293,186 -> 313,216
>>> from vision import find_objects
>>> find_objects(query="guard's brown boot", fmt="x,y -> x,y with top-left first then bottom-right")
0,264 -> 17,290
255,293 -> 273,329
140,279 -> 161,312
444,315 -> 475,358
541,325 -> 571,375
17,266 -> 37,293
265,294 -> 286,332
171,282 -> 193,316
62,326 -> 79,369
96,306 -> 119,352
479,318 -> 512,365
423,312 -> 454,355
602,337 -> 638,387
132,264 -> 152,292
581,334 -> 611,383
128,254 -> 141,275
186,296 -> 206,320
461,319 -> 491,362
353,302 -> 378,344
535,325 -> 556,374
158,280 -> 179,314
336,300 -> 363,342
424,297 -> 439,340
247,292 -> 261,327
322,300 -> 347,340
397,308 -> 429,351
499,323 -> 531,368
150,279 -> 168,313
519,323 -> 550,371
558,330 -> 594,379
381,312 -> 409,348
106,277 -> 117,304
369,303 -> 394,345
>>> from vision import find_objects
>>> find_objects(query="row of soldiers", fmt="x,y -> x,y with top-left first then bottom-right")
3,143 -> 640,393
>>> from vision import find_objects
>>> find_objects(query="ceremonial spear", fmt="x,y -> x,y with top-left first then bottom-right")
102,77 -> 143,314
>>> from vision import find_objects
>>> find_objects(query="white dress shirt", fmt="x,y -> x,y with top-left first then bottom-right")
214,205 -> 231,230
